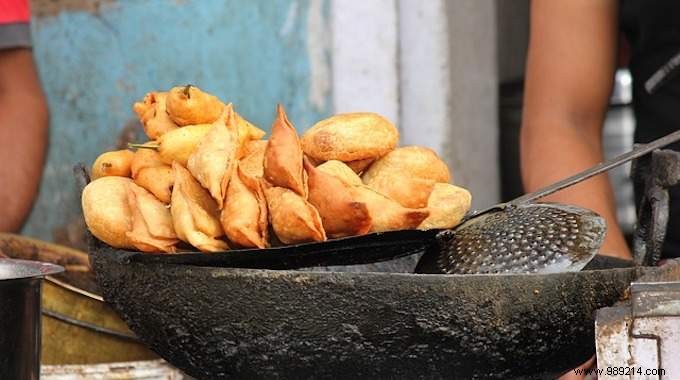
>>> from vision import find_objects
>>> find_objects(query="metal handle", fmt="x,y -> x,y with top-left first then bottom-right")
511,129 -> 680,205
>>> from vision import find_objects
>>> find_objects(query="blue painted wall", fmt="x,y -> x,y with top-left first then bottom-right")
23,0 -> 331,244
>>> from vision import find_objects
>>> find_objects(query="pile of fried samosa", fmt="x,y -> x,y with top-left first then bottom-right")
82,85 -> 472,253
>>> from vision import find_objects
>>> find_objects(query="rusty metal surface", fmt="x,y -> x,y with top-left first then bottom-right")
90,239 -> 652,380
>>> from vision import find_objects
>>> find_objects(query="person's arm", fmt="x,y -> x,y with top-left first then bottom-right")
0,48 -> 48,232
521,0 -> 630,259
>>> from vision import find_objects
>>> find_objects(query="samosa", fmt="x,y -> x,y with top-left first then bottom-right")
263,182 -> 326,244
171,162 -> 229,252
239,140 -> 267,179
187,104 -> 239,208
418,183 -> 472,230
234,111 -> 266,157
126,184 -> 178,253
221,162 -> 268,248
350,185 -> 429,233
304,159 -> 371,238
263,105 -> 306,196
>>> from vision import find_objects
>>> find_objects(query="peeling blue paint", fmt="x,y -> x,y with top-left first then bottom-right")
22,0 -> 332,242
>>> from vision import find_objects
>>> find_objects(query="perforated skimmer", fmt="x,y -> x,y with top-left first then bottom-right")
416,129 -> 680,275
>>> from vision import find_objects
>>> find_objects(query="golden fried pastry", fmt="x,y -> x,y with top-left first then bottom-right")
133,92 -> 178,139
315,160 -> 364,186
134,165 -> 174,204
235,111 -> 266,156
364,175 -> 436,209
81,177 -> 135,249
91,150 -> 134,180
187,105 -> 239,208
166,85 -> 224,126
345,158 -> 374,174
263,105 -> 306,196
130,143 -> 164,176
350,185 -> 429,233
171,162 -> 229,252
126,184 -> 178,253
263,182 -> 326,244
239,140 -> 267,179
301,112 -> 398,162
130,146 -> 173,203
221,163 -> 268,248
419,183 -> 471,230
362,146 -> 451,184
305,159 -> 371,238
157,123 -> 213,166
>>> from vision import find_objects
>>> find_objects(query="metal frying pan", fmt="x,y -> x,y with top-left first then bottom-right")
87,238 -> 677,380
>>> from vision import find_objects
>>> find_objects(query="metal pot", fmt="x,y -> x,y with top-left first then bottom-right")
0,258 -> 63,380
0,233 -> 158,364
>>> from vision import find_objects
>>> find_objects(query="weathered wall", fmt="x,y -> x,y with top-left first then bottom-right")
23,0 -> 332,244
399,0 -> 499,209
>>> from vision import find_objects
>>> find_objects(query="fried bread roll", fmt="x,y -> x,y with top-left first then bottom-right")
263,105 -> 306,196
221,162 -> 268,248
263,182 -> 326,244
418,183 -> 471,230
362,146 -> 451,184
305,159 -> 371,238
187,105 -> 239,208
315,160 -> 362,186
350,185 -> 429,233
91,150 -> 134,180
171,162 -> 228,252
133,92 -> 178,139
131,145 -> 173,203
126,184 -> 178,253
301,112 -> 398,163
81,177 -> 135,249
166,85 -> 224,126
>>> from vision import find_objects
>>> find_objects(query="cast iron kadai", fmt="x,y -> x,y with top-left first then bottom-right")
88,236 -> 671,380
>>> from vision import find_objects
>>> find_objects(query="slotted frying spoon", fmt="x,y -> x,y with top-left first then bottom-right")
416,129 -> 680,275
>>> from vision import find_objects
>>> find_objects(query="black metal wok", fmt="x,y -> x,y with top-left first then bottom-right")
89,238 -> 650,379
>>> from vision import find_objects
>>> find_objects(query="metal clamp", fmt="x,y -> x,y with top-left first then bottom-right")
632,149 -> 680,266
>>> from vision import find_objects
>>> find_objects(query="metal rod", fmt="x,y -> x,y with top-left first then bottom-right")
511,129 -> 680,205
42,309 -> 140,342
